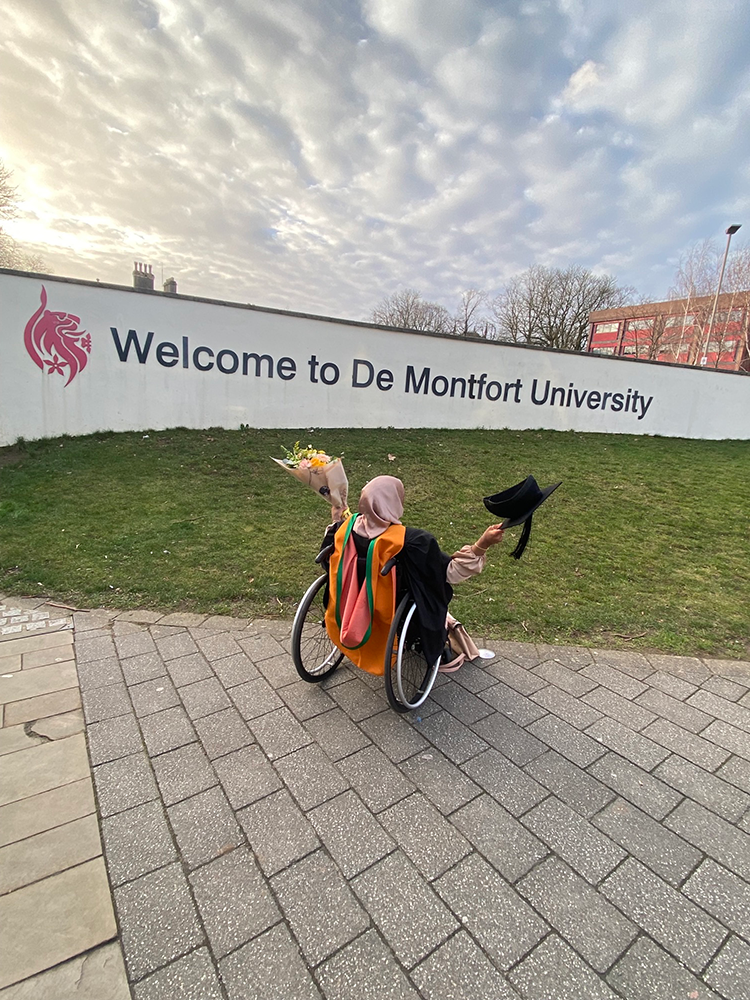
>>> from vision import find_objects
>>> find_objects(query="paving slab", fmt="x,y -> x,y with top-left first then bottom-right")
0,859 -> 117,990
337,744 -> 416,812
589,751 -> 683,819
411,931 -> 521,1000
0,630 -> 74,659
381,792 -> 472,880
655,753 -> 750,822
509,934 -> 621,1000
525,748 -> 614,818
116,610 -> 165,624
219,924 -> 322,1000
189,846 -> 280,958
521,794 -> 626,884
353,850 -> 458,968
399,747 -> 481,814
683,858 -> 750,937
167,785 -> 243,870
600,858 -> 727,973
25,692 -> 92,741
0,813 -> 102,895
101,800 -> 178,886
0,733 -> 90,806
131,948 -> 223,1000
30,708 -> 85,740
593,797 -> 702,885
435,853 -> 548,970
0,778 -> 94,848
0,661 -> 78,704
93,751 -> 160,817
0,723 -> 45,756
607,936 -> 723,1000
304,706 -> 370,761
518,857 -> 637,972
463,747 -> 547,815
360,708 -> 429,762
309,789 -> 395,877
704,936 -> 750,1000
114,863 -> 204,981
238,788 -> 320,876
273,742 -> 347,809
0,652 -> 22,674
271,849 -> 369,965
452,793 -> 547,881
18,646 -> 74,670
316,928 -> 418,1000
645,653 -> 709,685
0,942 -> 130,1000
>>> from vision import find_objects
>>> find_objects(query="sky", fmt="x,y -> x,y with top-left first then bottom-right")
2,0 -> 749,322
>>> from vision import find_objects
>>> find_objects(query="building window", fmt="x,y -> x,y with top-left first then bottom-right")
594,322 -> 619,334
665,313 -> 695,327
625,318 -> 652,330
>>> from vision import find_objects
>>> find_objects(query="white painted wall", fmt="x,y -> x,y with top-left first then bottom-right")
2,270 -> 749,446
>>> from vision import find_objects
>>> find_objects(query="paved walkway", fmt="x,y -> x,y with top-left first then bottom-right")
2,594 -> 750,999
0,597 -> 129,998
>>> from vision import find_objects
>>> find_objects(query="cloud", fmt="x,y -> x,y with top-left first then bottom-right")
1,0 -> 749,321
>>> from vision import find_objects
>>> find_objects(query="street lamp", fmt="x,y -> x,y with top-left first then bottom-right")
701,224 -> 742,364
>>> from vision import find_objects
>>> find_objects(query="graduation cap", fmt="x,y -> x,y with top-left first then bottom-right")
483,476 -> 561,560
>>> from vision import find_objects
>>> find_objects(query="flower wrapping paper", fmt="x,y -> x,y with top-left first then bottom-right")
271,457 -> 349,520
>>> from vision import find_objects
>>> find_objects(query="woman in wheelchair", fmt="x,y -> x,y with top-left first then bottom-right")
291,475 -> 504,712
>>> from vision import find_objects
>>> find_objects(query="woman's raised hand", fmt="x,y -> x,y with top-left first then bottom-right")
474,524 -> 505,553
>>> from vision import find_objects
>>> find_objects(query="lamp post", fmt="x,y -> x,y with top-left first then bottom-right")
701,224 -> 742,364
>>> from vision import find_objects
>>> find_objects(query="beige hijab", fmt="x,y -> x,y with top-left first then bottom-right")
354,476 -> 404,538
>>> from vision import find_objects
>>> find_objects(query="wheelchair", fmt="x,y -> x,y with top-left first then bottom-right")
290,545 -> 441,713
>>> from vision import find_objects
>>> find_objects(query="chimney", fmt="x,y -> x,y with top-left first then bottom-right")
132,261 -> 155,291
163,276 -> 178,294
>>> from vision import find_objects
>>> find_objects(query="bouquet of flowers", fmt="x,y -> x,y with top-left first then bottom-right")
272,442 -> 349,520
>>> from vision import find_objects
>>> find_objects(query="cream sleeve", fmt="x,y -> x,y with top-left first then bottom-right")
446,544 -> 487,585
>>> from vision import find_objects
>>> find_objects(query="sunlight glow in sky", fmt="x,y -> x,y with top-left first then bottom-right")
2,0 -> 749,320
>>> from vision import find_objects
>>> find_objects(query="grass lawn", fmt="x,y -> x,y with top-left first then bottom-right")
1,426 -> 748,659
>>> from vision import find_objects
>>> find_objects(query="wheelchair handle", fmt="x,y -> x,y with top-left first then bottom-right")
380,556 -> 398,576
316,544 -> 334,564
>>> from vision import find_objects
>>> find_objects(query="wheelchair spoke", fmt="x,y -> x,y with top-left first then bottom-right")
291,575 -> 344,682
385,596 -> 440,712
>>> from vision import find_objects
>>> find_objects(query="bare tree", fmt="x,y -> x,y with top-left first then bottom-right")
491,265 -> 633,351
669,239 -> 719,300
669,238 -> 750,366
453,288 -> 493,337
0,160 -> 48,271
723,247 -> 750,369
627,314 -> 685,361
371,288 -> 453,334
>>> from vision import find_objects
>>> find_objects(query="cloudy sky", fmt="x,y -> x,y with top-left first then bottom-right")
2,0 -> 749,321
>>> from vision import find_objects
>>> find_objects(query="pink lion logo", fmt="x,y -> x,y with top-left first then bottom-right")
24,286 -> 91,387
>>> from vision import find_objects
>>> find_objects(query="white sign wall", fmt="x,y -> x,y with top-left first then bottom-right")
2,270 -> 749,446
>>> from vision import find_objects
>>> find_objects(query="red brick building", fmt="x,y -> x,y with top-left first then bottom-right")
587,291 -> 750,372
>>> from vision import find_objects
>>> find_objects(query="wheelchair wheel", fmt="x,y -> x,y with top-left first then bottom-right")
384,594 -> 441,712
291,575 -> 344,683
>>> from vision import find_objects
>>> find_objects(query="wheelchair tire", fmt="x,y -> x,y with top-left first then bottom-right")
291,575 -> 344,683
384,594 -> 441,712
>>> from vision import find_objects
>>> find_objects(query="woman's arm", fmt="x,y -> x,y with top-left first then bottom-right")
446,524 -> 505,584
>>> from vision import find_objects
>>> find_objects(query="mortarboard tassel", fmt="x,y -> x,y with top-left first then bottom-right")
510,516 -> 532,560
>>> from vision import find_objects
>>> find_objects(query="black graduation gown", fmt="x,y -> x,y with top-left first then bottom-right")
320,522 -> 453,668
